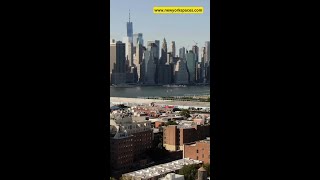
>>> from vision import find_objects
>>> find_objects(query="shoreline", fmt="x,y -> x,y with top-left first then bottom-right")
110,84 -> 211,88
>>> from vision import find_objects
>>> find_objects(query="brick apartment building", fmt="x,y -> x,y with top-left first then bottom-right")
110,135 -> 134,170
183,138 -> 210,164
163,124 -> 210,151
110,112 -> 153,172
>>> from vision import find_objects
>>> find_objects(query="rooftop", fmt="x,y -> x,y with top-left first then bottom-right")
122,158 -> 202,179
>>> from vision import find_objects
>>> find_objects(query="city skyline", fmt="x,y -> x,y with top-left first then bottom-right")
110,0 -> 210,51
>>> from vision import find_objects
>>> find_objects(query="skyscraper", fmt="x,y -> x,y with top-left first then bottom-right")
126,10 -> 133,42
179,47 -> 186,60
133,33 -> 143,47
111,41 -> 126,84
192,45 -> 199,62
204,41 -> 210,83
174,59 -> 189,84
171,41 -> 176,57
110,40 -> 116,83
147,40 -> 160,62
134,40 -> 143,83
204,41 -> 210,64
186,50 -> 196,83
160,38 -> 167,65
123,37 -> 133,66
144,49 -> 156,85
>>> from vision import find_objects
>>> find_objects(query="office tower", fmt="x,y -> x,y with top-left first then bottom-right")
163,124 -> 210,151
196,47 -> 206,82
205,41 -> 210,64
126,10 -> 133,42
186,50 -> 196,83
110,41 -> 126,84
171,41 -> 176,57
123,37 -> 133,66
133,40 -> 143,83
196,62 -> 202,83
144,50 -> 156,84
147,40 -> 160,62
179,47 -> 186,60
110,40 -> 116,83
133,33 -> 143,47
174,59 -> 189,84
160,38 -> 167,65
157,64 -> 172,85
204,41 -> 210,83
192,45 -> 199,62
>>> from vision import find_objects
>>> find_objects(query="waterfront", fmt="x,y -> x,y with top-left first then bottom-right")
110,86 -> 210,98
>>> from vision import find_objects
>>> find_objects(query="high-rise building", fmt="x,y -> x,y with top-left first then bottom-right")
204,41 -> 210,64
160,38 -> 167,65
204,41 -> 210,84
186,50 -> 196,83
133,40 -> 144,83
144,49 -> 156,84
171,41 -> 176,57
110,41 -> 126,84
157,63 -> 172,85
179,47 -> 186,60
133,33 -> 143,47
147,40 -> 160,62
174,59 -> 189,84
126,10 -> 133,42
110,40 -> 116,83
192,45 -> 199,62
123,37 -> 133,66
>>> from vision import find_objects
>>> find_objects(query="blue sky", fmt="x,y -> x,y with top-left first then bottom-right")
110,0 -> 210,51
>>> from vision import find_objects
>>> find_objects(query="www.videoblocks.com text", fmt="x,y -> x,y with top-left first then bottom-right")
153,7 -> 204,14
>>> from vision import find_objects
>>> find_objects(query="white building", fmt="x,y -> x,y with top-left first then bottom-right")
159,173 -> 184,180
122,158 -> 202,180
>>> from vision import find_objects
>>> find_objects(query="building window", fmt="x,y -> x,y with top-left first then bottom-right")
196,150 -> 199,153
202,154 -> 204,158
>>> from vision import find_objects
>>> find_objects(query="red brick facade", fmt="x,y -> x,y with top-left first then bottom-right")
184,140 -> 210,164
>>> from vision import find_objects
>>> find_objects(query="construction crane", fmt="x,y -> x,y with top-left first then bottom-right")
193,40 -> 198,46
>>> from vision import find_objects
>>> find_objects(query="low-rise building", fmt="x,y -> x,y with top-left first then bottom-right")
159,173 -> 184,180
183,138 -> 210,164
110,112 -> 153,172
163,124 -> 210,151
122,158 -> 202,180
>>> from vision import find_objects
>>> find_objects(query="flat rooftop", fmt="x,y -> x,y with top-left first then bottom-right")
122,158 -> 202,179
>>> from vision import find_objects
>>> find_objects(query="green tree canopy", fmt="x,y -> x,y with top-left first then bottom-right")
179,109 -> 191,118
203,163 -> 210,177
165,121 -> 178,126
178,164 -> 199,180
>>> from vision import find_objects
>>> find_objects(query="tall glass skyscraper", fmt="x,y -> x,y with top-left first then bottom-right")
205,41 -> 210,64
126,10 -> 133,42
133,33 -> 143,47
186,50 -> 196,83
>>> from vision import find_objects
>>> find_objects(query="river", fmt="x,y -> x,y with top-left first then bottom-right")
110,86 -> 210,98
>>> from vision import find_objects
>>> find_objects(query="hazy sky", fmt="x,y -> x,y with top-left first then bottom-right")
110,0 -> 210,51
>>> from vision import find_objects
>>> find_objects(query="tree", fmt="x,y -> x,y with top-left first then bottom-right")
203,163 -> 210,177
178,164 -> 199,180
165,121 -> 178,126
179,109 -> 191,118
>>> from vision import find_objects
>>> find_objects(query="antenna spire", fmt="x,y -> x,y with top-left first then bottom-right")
129,9 -> 131,22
